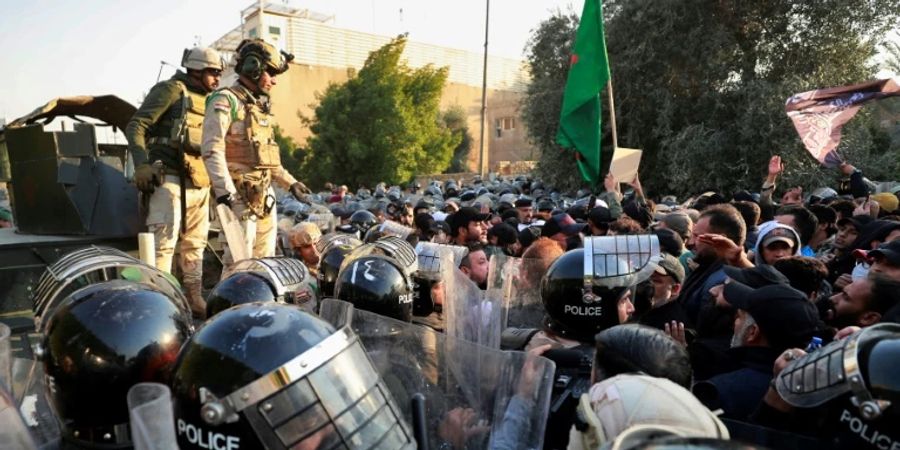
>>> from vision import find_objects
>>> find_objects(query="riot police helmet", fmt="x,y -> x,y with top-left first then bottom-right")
317,233 -> 363,297
171,302 -> 415,449
206,272 -> 277,318
541,235 -> 661,343
335,236 -> 418,322
349,210 -> 378,235
40,280 -> 192,448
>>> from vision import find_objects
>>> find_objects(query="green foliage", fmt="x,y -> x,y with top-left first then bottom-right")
299,36 -> 460,188
274,125 -> 301,178
441,105 -> 473,173
523,0 -> 900,196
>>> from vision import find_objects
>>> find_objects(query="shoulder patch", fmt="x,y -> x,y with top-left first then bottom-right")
206,90 -> 239,120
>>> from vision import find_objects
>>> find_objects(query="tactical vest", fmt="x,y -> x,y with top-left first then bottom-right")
223,86 -> 282,170
148,80 -> 207,156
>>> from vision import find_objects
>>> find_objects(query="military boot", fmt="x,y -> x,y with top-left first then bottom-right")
184,281 -> 207,320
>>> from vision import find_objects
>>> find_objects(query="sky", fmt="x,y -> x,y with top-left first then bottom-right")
0,0 -> 579,123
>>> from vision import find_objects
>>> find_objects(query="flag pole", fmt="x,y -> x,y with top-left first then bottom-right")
606,79 -> 618,150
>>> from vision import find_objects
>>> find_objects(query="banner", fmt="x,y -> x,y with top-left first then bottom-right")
785,78 -> 900,168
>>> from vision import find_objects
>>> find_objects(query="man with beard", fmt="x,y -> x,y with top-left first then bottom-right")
677,204 -> 746,331
826,274 -> 900,329
692,282 -> 821,421
447,206 -> 490,246
459,243 -> 490,289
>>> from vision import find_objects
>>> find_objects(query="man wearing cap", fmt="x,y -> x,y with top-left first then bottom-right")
486,222 -> 520,257
515,197 -> 534,225
638,253 -> 688,330
534,199 -> 555,222
824,214 -> 871,282
542,213 -> 586,250
587,205 -> 614,237
289,222 -> 322,276
752,222 -> 801,265
447,206 -> 490,246
869,240 -> 900,281
693,281 -> 821,420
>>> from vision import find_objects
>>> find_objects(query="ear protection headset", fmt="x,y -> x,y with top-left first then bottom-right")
238,49 -> 268,81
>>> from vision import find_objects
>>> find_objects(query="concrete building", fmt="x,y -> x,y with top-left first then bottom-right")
210,2 -> 535,173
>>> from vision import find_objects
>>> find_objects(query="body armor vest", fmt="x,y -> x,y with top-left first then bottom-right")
222,86 -> 282,170
149,80 -> 207,156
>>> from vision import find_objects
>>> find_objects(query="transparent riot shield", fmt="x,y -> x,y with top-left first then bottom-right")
319,298 -> 556,450
307,212 -> 337,234
444,266 -> 503,349
0,382 -> 37,450
128,383 -> 176,450
369,220 -> 415,241
583,235 -> 661,290
487,254 -> 549,331
221,256 -> 318,313
14,358 -> 60,448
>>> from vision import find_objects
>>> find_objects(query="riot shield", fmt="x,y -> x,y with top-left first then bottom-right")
584,235 -> 662,289
367,220 -> 415,241
12,358 -> 61,448
128,383 -> 176,450
413,242 -> 469,319
320,299 -> 556,450
487,254 -> 548,331
307,212 -> 337,234
444,265 -> 503,349
0,382 -> 37,450
221,256 -> 318,313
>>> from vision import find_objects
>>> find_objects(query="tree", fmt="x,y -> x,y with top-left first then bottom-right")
441,105 -> 473,173
523,0 -> 900,196
299,36 -> 460,188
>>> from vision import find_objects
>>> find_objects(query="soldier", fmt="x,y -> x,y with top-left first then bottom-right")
126,47 -> 223,318
201,38 -> 310,264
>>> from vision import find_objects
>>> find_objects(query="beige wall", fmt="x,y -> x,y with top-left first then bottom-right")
269,63 -> 535,172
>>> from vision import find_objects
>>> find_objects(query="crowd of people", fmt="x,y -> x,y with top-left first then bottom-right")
6,37 -> 898,450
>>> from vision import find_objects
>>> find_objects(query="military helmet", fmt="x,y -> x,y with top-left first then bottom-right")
235,38 -> 294,81
541,235 -> 661,343
171,302 -> 415,450
349,210 -> 378,236
181,47 -> 223,71
40,280 -> 192,448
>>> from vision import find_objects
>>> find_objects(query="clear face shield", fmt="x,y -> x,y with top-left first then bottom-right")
582,235 -> 662,302
319,298 -> 557,450
444,264 -> 503,349
488,253 -> 548,330
775,323 -> 900,420
413,242 -> 469,317
307,212 -> 337,234
32,246 -> 191,334
197,301 -> 415,450
222,256 -> 318,313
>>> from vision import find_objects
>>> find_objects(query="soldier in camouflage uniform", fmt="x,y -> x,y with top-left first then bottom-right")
201,39 -> 310,265
126,47 -> 223,318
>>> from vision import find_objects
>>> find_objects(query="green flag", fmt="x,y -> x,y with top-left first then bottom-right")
556,0 -> 611,185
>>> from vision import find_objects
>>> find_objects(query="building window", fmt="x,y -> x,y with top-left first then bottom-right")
248,27 -> 258,38
269,26 -> 281,36
495,117 -> 515,138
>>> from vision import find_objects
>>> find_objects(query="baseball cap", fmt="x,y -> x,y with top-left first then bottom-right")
659,213 -> 691,241
655,253 -> 685,284
488,222 -> 518,246
652,228 -> 684,257
723,281 -> 821,350
722,265 -> 789,288
289,222 -> 322,247
837,214 -> 873,231
869,240 -> 900,266
446,207 -> 490,236
582,374 -> 729,445
761,226 -> 798,249
542,213 -> 586,238
871,192 -> 899,213
514,196 -> 533,208
588,206 -> 614,226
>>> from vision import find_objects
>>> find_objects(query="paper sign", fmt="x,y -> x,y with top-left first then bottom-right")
609,147 -> 642,182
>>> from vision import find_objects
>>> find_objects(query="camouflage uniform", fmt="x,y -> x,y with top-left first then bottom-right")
202,82 -> 298,264
126,70 -> 210,312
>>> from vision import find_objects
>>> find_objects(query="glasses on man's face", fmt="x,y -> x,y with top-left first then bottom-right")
204,69 -> 223,78
265,67 -> 279,78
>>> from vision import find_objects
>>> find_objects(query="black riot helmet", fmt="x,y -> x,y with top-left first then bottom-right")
171,302 -> 415,450
349,209 -> 378,235
317,233 -> 363,297
40,280 -> 192,448
335,236 -> 418,322
206,272 -> 276,318
211,257 -> 318,318
412,242 -> 468,316
776,322 -> 900,421
541,235 -> 661,343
